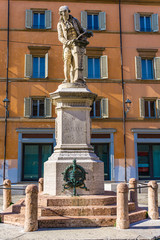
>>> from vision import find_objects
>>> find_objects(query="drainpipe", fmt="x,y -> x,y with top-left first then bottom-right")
119,0 -> 127,182
3,0 -> 10,180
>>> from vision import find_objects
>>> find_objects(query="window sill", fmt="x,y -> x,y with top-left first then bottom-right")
26,28 -> 52,31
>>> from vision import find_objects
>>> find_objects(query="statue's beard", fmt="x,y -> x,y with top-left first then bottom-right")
62,15 -> 69,22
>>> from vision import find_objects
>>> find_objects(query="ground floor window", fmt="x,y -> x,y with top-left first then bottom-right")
22,143 -> 53,181
91,143 -> 110,180
138,144 -> 160,180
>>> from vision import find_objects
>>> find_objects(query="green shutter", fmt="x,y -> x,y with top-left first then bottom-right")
24,97 -> 31,117
45,10 -> 52,29
81,11 -> 87,30
44,98 -> 52,117
101,98 -> 109,118
83,55 -> 88,78
25,9 -> 32,29
25,54 -> 32,78
134,13 -> 140,32
45,53 -> 48,78
156,99 -> 160,118
100,55 -> 108,79
154,57 -> 160,80
152,14 -> 159,32
135,56 -> 142,79
99,12 -> 106,30
139,98 -> 145,118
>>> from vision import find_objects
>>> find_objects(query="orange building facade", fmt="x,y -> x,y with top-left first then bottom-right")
0,0 -> 160,184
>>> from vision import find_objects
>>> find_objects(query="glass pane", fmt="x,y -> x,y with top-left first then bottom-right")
147,59 -> 153,79
95,100 -> 101,117
32,100 -> 38,116
94,15 -> 99,30
87,15 -> 92,30
41,145 -> 53,176
140,16 -> 145,31
94,58 -> 100,79
88,58 -> 93,78
150,101 -> 156,117
39,100 -> 44,116
142,59 -> 147,79
23,145 -> 39,180
92,144 -> 109,180
146,17 -> 151,32
145,101 -> 149,117
90,104 -> 94,117
32,57 -> 39,78
138,144 -> 150,179
40,13 -> 45,29
40,57 -> 45,78
153,145 -> 160,178
33,13 -> 38,29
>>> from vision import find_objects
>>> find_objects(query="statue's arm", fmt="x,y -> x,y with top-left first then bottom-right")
57,22 -> 67,45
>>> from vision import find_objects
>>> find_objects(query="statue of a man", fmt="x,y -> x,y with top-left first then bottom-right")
57,6 -> 92,84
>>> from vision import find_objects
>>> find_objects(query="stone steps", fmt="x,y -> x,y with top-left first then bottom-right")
38,195 -> 117,207
1,194 -> 147,229
39,202 -> 135,217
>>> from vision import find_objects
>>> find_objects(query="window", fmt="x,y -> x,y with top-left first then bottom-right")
135,49 -> 160,80
26,9 -> 52,29
81,11 -> 106,31
88,58 -> 100,79
25,46 -> 50,79
138,144 -> 160,179
144,100 -> 156,118
33,12 -> 45,29
24,97 -> 52,118
139,98 -> 160,118
90,98 -> 109,118
32,57 -> 45,78
84,55 -> 108,79
141,59 -> 153,79
134,13 -> 159,32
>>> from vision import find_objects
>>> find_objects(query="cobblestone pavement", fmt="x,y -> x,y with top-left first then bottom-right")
0,192 -> 160,240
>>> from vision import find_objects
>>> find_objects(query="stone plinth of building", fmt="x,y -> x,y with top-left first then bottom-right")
44,82 -> 104,196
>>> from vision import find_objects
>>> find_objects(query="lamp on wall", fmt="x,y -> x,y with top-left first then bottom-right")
125,98 -> 132,117
3,97 -> 10,117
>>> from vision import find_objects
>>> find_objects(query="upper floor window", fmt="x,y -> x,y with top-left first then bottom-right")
32,56 -> 45,78
135,49 -> 160,80
33,12 -> 45,29
141,59 -> 153,79
134,13 -> 159,32
90,98 -> 109,118
24,97 -> 52,118
139,98 -> 160,119
81,11 -> 106,31
25,46 -> 50,79
25,9 -> 52,29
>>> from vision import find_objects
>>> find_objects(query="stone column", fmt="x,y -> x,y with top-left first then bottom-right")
24,184 -> 38,232
38,178 -> 43,193
3,179 -> 11,210
148,181 -> 159,220
129,178 -> 138,208
116,183 -> 130,229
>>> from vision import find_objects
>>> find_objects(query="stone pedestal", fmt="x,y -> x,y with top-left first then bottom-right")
44,83 -> 104,196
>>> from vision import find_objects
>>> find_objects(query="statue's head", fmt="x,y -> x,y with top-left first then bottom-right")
59,6 -> 70,21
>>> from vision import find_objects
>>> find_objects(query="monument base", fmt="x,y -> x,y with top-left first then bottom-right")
44,83 -> 104,196
44,156 -> 104,196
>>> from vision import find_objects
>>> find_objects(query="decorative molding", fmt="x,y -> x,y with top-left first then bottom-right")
86,47 -> 105,57
137,48 -> 158,58
28,46 -> 51,55
131,128 -> 160,133
16,128 -> 55,133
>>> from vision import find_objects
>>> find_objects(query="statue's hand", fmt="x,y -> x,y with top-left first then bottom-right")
65,40 -> 74,47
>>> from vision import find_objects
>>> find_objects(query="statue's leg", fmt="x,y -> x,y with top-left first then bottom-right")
63,47 -> 72,82
72,46 -> 86,83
